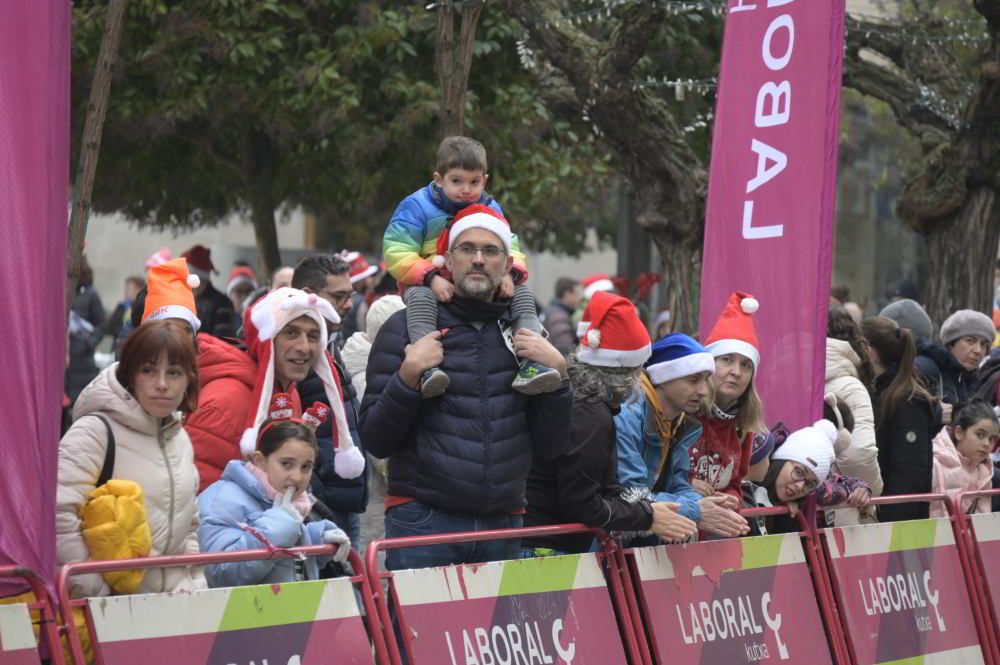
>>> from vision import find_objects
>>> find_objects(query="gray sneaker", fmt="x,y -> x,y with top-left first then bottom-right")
420,367 -> 450,398
511,360 -> 562,395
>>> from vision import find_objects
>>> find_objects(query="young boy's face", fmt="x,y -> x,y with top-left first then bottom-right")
433,168 -> 488,204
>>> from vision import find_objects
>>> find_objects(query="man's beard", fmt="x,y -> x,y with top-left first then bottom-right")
454,269 -> 499,299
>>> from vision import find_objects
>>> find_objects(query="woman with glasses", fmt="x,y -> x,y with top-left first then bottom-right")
747,420 -> 871,535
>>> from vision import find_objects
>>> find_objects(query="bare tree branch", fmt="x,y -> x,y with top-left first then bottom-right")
500,0 -> 600,89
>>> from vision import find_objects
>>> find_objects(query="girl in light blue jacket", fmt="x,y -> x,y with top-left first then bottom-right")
198,413 -> 350,588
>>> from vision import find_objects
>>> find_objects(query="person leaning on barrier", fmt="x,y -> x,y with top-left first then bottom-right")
360,218 -> 573,571
746,419 -> 871,536
56,320 -> 207,599
615,334 -> 750,539
523,292 -> 697,556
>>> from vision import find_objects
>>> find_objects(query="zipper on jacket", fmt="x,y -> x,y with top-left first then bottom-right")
480,326 -> 492,509
158,422 -> 177,589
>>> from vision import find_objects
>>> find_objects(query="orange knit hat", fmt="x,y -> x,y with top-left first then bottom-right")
142,258 -> 201,332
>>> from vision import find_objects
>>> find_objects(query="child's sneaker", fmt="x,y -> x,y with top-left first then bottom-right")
420,367 -> 450,399
512,360 -> 562,395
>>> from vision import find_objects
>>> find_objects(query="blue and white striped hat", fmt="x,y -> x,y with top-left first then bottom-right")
644,333 -> 716,385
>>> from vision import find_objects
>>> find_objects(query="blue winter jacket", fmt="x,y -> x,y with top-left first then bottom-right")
614,392 -> 703,522
197,461 -> 337,588
359,307 -> 572,516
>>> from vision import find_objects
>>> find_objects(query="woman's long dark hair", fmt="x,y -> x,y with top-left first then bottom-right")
828,304 -> 875,388
861,317 -> 934,425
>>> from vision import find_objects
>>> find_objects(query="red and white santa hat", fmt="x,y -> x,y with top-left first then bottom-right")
431,204 -> 513,268
581,273 -> 615,299
704,291 -> 761,371
339,250 -> 379,283
239,287 -> 365,479
576,291 -> 652,368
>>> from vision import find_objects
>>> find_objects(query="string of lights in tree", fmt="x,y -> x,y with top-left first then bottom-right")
629,77 -> 717,95
543,0 -> 725,27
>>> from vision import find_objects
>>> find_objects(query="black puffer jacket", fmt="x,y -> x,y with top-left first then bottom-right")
872,367 -> 935,523
303,344 -> 368,514
916,342 -> 980,404
360,305 -> 572,516
525,398 -> 651,553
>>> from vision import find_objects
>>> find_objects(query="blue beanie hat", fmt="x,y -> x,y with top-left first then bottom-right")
644,333 -> 716,385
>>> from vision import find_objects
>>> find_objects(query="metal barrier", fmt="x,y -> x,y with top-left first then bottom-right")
56,544 -> 387,665
0,566 -> 63,665
954,489 -> 1000,665
623,504 -> 850,665
365,524 -> 643,665
817,494 -> 990,665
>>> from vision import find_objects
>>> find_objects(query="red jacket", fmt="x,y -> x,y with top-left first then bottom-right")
185,335 -> 258,492
690,416 -> 752,502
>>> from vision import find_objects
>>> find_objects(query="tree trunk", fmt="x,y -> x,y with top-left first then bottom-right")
435,0 -> 484,138
66,0 -> 129,318
250,197 -> 281,279
649,231 -> 702,335
243,130 -> 281,277
923,186 -> 1000,324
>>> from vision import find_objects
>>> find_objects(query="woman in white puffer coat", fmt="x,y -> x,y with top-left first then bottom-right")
825,305 -> 883,524
57,321 -> 206,598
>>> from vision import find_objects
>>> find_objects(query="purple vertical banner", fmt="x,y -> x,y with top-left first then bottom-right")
0,2 -> 71,590
699,0 -> 846,430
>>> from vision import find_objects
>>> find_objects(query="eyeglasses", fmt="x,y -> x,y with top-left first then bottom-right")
453,243 -> 505,259
791,464 -> 819,492
320,289 -> 353,305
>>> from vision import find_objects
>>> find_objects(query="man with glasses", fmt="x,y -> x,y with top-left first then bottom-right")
292,254 -> 368,556
361,216 -> 572,570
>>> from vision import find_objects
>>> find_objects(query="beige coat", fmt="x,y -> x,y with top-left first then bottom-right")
57,364 -> 206,598
825,338 -> 883,525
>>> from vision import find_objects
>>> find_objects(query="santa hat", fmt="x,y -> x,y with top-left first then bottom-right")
144,247 -> 173,270
576,291 -> 651,368
238,287 -> 365,479
644,333 -> 715,386
431,204 -> 512,269
704,291 -> 761,371
772,420 -> 837,484
581,273 -> 615,299
227,265 -> 259,297
340,251 -> 379,283
142,258 -> 201,332
182,244 -> 216,275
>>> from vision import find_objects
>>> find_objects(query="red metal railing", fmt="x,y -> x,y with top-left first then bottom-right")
56,544 -> 386,665
365,523 -> 645,665
0,565 -> 64,665
954,489 -> 1000,665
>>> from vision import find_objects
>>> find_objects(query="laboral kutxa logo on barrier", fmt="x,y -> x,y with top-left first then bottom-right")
391,552 -> 628,664
825,518 -> 984,664
0,603 -> 40,665
632,532 -> 832,664
971,512 -> 1000,627
87,578 -> 373,665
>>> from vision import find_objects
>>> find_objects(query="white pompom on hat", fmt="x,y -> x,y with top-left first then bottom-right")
772,419 -> 838,485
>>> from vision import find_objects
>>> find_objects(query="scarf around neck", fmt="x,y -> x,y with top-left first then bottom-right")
445,296 -> 511,324
640,372 -> 683,474
245,462 -> 315,518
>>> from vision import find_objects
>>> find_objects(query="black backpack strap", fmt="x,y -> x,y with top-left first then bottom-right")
92,415 -> 116,487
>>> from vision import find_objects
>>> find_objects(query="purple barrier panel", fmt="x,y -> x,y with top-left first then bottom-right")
391,553 -> 627,664
0,603 -> 41,665
631,533 -> 832,664
971,513 -> 1000,632
86,578 -> 373,665
825,519 -> 985,664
